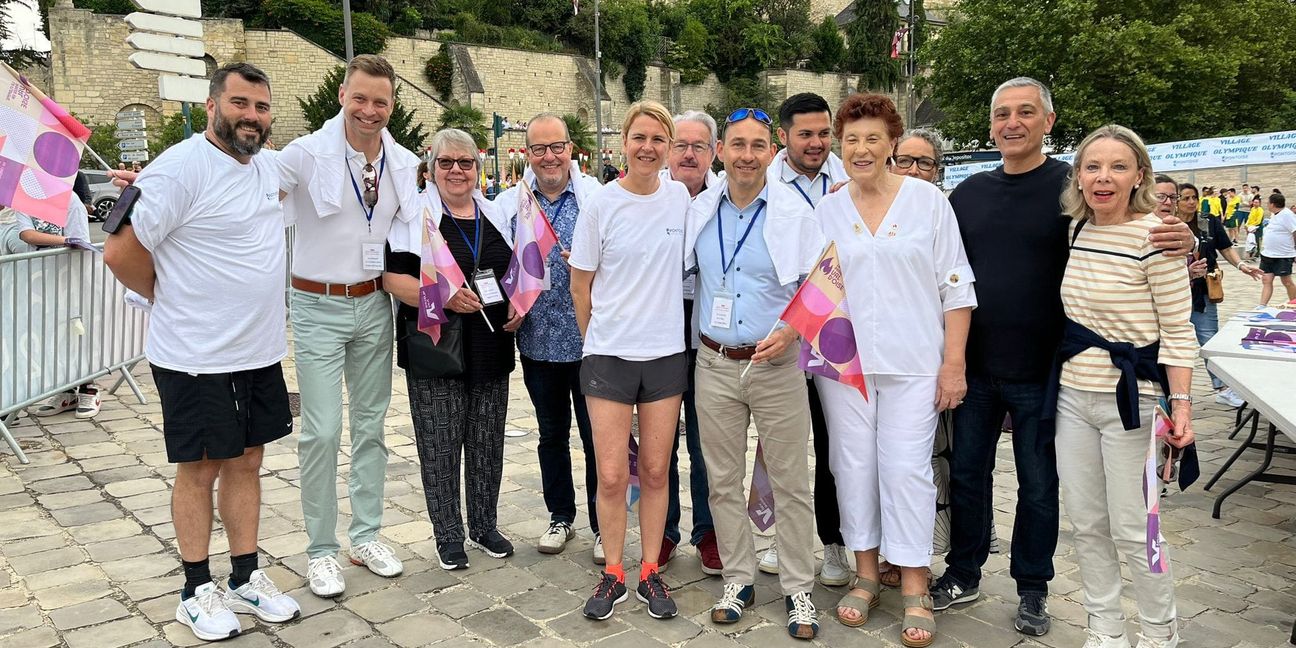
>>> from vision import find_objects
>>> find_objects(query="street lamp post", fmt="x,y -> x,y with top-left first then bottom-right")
342,0 -> 354,61
593,0 -> 604,167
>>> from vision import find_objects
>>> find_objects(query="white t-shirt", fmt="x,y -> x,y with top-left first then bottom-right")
14,198 -> 90,244
569,178 -> 690,361
816,176 -> 977,376
277,143 -> 400,283
130,134 -> 287,373
1261,208 -> 1296,258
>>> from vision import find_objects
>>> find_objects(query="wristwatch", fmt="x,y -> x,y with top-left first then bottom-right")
1168,392 -> 1193,403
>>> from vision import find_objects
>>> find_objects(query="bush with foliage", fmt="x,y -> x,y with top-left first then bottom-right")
806,16 -> 845,73
445,11 -> 564,52
149,109 -> 208,159
255,0 -> 390,58
299,66 -> 429,152
436,103 -> 488,150
845,0 -> 901,91
562,113 -> 594,155
81,121 -> 118,168
425,44 -> 453,101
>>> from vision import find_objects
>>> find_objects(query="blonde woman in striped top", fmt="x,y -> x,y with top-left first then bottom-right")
1051,125 -> 1196,648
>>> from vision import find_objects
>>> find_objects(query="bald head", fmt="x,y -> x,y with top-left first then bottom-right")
525,112 -> 573,196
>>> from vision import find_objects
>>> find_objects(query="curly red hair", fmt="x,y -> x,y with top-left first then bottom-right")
833,93 -> 904,141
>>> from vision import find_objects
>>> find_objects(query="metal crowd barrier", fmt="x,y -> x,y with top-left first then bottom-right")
0,245 -> 148,464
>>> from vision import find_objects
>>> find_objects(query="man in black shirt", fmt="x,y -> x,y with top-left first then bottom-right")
932,77 -> 1195,638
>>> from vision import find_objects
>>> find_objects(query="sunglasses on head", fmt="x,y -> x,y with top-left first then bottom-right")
435,157 -> 476,171
362,163 -> 378,208
726,108 -> 772,125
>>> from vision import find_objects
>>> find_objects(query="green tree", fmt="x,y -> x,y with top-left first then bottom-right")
663,16 -> 710,85
149,109 -> 208,159
71,0 -> 133,13
920,0 -> 1296,149
299,66 -> 430,152
256,0 -> 390,58
806,15 -> 845,73
436,103 -> 488,150
562,113 -> 595,156
598,0 -> 661,101
844,0 -> 901,91
81,122 -> 117,168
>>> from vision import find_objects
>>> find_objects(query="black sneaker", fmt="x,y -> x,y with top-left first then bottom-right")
468,529 -> 514,558
636,572 -> 677,619
582,572 -> 628,620
929,574 -> 979,611
1014,594 -> 1050,636
437,542 -> 469,571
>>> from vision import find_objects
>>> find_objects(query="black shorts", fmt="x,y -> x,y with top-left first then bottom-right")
1260,255 -> 1294,277
580,352 -> 688,405
152,362 -> 293,463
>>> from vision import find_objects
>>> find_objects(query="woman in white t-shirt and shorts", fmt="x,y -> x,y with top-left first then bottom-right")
569,100 -> 692,622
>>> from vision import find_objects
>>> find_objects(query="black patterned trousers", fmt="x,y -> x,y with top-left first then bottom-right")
407,374 -> 509,545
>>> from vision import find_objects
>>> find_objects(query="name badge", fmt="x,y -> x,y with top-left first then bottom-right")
361,243 -> 384,271
474,269 -> 505,305
710,291 -> 734,329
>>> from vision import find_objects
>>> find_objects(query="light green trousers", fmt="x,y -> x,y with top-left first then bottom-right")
291,288 -> 393,559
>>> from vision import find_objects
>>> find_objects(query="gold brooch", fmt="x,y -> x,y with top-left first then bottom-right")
949,273 -> 960,283
853,223 -> 863,234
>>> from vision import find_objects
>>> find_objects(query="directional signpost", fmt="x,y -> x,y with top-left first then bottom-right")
127,0 -> 206,140
114,109 -> 149,164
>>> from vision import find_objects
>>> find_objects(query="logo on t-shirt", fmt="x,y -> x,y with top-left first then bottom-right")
665,227 -> 684,237
265,192 -> 276,200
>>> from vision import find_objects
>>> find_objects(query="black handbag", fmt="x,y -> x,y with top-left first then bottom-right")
399,313 -> 464,379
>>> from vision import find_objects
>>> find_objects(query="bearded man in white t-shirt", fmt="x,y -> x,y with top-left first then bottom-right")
104,62 -> 301,643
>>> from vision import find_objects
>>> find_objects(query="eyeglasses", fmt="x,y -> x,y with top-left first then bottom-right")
671,142 -> 712,155
528,141 -> 570,157
893,155 -> 937,172
435,157 -> 476,171
362,163 -> 378,208
726,108 -> 772,125
1154,192 -> 1181,203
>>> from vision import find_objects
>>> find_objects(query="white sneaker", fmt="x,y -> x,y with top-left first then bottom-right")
592,534 -> 605,565
75,389 -> 101,419
350,540 -> 403,577
29,391 -> 76,417
759,539 -> 780,575
1083,629 -> 1130,648
176,582 -> 240,642
1136,633 -> 1180,648
307,556 -> 346,598
538,521 -> 574,554
819,543 -> 851,586
224,569 -> 301,623
1214,388 -> 1245,408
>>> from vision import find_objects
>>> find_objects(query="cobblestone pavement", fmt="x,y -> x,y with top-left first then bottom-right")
1,269 -> 1293,648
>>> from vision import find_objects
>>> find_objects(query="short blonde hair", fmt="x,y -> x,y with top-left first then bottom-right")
621,100 -> 675,141
1061,124 -> 1157,221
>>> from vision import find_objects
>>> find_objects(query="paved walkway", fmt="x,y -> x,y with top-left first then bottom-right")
0,269 -> 1293,648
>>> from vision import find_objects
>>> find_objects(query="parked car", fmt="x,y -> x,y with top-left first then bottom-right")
82,169 -> 120,222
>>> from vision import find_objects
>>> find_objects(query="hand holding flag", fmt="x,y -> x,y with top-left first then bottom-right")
500,183 -> 560,317
778,242 -> 868,398
418,207 -> 469,342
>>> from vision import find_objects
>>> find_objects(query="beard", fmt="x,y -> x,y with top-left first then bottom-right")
213,104 -> 270,156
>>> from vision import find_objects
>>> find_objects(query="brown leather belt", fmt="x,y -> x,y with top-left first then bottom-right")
291,276 -> 383,298
700,334 -> 758,361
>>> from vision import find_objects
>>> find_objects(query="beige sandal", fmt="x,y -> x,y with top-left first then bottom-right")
900,593 -> 936,648
834,576 -> 880,628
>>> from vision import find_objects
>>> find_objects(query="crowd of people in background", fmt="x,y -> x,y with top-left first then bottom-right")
0,48 -> 1282,648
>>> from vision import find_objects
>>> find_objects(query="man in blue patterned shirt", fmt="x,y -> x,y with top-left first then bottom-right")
496,113 -> 605,558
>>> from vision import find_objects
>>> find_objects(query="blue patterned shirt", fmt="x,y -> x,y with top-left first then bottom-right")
516,179 -> 584,362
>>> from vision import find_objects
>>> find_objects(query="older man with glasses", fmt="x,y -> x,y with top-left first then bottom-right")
494,113 -> 605,558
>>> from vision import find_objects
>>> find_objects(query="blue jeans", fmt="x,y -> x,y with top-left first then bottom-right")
521,356 -> 598,535
1190,301 -> 1224,390
944,373 -> 1058,597
666,349 -> 714,546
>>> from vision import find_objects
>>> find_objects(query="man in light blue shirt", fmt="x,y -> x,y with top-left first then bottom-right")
683,108 -> 824,640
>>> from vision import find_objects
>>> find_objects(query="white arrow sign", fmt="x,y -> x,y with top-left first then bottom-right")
128,0 -> 200,18
120,151 -> 150,163
159,75 -> 209,103
125,12 -> 203,39
114,129 -> 147,139
129,51 -> 205,77
127,33 -> 205,58
118,139 -> 149,151
116,117 -> 146,130
116,109 -> 146,120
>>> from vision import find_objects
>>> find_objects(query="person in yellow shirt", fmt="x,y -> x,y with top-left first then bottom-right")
1225,188 -> 1245,240
1247,196 -> 1267,259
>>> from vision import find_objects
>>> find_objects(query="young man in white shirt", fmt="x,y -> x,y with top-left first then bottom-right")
1259,193 -> 1296,305
104,62 -> 300,643
277,54 -> 420,597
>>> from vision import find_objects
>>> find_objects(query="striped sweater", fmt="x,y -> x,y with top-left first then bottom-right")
1060,213 -> 1198,395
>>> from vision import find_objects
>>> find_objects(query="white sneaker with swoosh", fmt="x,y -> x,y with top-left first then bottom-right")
224,569 -> 301,623
177,582 -> 240,641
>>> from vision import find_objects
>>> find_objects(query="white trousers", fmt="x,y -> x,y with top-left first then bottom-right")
1055,386 -> 1177,639
815,374 -> 938,567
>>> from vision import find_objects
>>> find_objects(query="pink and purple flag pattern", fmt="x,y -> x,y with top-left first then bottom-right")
1145,399 -> 1173,573
779,242 -> 868,399
501,183 -> 560,316
747,442 -> 776,531
0,61 -> 90,228
418,207 -> 468,343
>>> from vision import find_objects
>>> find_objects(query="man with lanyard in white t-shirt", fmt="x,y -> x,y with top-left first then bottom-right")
684,107 -> 825,639
494,113 -> 603,558
277,54 -> 421,597
658,109 -> 722,575
104,62 -> 300,643
758,92 -> 852,587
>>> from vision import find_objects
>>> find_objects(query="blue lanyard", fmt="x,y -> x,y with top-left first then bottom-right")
347,153 -> 386,228
716,199 -> 766,282
444,201 -> 482,266
790,174 -> 827,207
548,193 -> 572,223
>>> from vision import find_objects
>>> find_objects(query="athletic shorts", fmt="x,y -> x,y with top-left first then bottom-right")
579,352 -> 688,405
1260,255 -> 1294,277
152,362 -> 293,463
